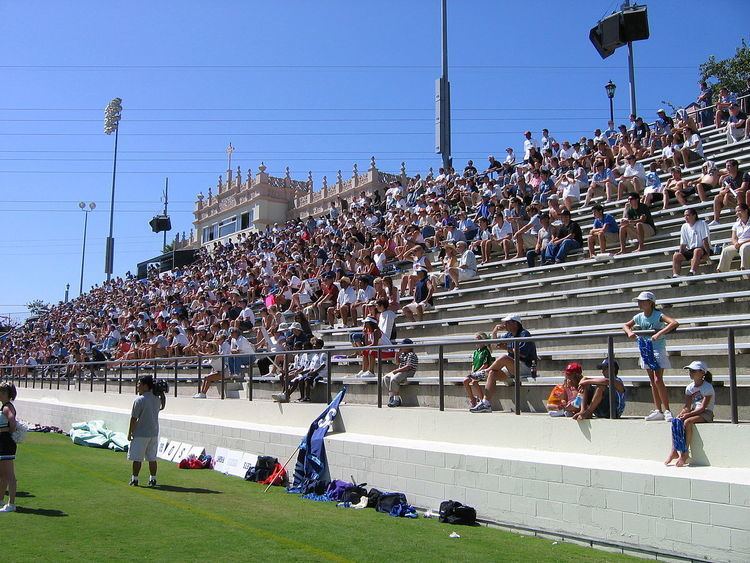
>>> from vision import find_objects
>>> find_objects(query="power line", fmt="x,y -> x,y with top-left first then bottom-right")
0,130 -> 592,137
0,116 -> 635,123
0,107 -> 660,112
0,64 -> 694,70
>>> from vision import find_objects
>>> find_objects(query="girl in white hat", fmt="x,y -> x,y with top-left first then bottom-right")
665,361 -> 715,467
623,291 -> 679,422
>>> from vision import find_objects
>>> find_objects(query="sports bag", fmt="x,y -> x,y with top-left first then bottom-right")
325,480 -> 354,501
260,463 -> 288,487
341,482 -> 368,504
366,488 -> 383,508
439,500 -> 477,526
376,492 -> 407,514
245,455 -> 278,482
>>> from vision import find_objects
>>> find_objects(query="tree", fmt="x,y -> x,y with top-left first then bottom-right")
26,299 -> 50,317
162,243 -> 174,253
699,38 -> 750,99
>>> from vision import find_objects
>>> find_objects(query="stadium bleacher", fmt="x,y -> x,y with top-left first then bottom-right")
2,108 -> 750,419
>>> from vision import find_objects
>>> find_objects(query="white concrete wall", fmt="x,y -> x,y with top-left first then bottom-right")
15,390 -> 750,562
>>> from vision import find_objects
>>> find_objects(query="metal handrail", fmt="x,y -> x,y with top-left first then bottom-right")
2,323 -> 746,423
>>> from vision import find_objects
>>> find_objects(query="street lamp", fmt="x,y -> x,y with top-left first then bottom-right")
104,97 -> 122,283
79,201 -> 96,296
605,80 -> 616,124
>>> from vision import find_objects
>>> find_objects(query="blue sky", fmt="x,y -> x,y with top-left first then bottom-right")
0,0 -> 746,320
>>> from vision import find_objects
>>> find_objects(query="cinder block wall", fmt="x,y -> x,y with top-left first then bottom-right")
18,397 -> 750,562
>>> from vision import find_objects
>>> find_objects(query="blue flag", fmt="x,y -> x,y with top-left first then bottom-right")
289,387 -> 346,494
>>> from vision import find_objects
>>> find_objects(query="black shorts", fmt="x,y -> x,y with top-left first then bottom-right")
0,433 -> 16,460
680,247 -> 706,260
585,386 -> 616,419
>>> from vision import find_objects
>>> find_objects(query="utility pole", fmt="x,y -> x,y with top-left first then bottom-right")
162,178 -> 169,253
435,0 -> 452,171
622,0 -> 637,116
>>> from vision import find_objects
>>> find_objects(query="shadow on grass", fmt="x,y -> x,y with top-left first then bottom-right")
155,484 -> 222,494
16,506 -> 67,517
16,491 -> 35,498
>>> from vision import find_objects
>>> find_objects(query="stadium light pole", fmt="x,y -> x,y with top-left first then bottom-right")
605,80 -> 616,123
78,201 -> 96,296
621,0 -> 637,116
435,0 -> 452,171
103,97 -> 122,283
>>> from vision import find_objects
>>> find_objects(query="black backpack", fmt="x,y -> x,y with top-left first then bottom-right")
366,488 -> 383,508
342,482 -> 369,504
376,492 -> 407,514
244,455 -> 278,482
439,500 -> 477,526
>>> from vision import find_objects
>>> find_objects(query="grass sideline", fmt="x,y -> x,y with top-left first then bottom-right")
11,433 -> 643,561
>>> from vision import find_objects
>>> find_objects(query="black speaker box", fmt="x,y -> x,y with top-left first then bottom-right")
621,7 -> 650,42
149,215 -> 172,233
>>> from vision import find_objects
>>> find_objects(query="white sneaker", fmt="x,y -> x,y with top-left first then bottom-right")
363,371 -> 375,378
192,393 -> 206,399
354,370 -> 365,377
644,409 -> 665,421
271,392 -> 288,403
708,220 -> 720,227
0,504 -> 16,513
548,409 -> 567,417
664,410 -> 674,422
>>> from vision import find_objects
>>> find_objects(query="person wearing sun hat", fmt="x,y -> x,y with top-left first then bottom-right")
623,291 -> 680,422
471,314 -> 538,413
665,361 -> 715,467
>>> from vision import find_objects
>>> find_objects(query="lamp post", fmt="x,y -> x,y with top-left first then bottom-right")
104,97 -> 122,283
64,283 -> 70,303
78,202 -> 96,296
605,80 -> 616,124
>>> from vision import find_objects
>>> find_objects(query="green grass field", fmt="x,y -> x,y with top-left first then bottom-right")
12,433 -> 643,561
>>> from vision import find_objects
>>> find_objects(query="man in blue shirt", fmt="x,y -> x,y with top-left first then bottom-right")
587,204 -> 619,258
604,120 -> 617,147
584,161 -> 615,206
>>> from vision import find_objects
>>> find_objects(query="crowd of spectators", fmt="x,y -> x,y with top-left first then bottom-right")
1,84 -> 749,409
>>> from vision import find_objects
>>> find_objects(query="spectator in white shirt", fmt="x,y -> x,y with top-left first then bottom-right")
351,276 -> 375,326
716,204 -> 750,273
678,126 -> 704,170
671,208 -> 711,277
555,171 -> 582,212
327,276 -> 355,328
558,141 -> 575,161
617,155 -> 647,200
522,130 -> 537,162
458,239 -> 478,272
482,214 -> 513,264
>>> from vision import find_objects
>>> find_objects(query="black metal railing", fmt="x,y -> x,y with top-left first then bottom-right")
2,323 -> 746,423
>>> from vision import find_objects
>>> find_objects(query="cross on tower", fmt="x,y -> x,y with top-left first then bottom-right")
226,142 -> 235,170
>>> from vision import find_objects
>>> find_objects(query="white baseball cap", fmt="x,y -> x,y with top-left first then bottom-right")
634,291 -> 656,302
501,314 -> 521,323
684,361 -> 709,372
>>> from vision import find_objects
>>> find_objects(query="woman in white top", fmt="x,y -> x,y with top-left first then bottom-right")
481,214 -> 513,264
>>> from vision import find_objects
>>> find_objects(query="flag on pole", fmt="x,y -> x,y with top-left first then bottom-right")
289,388 -> 346,494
